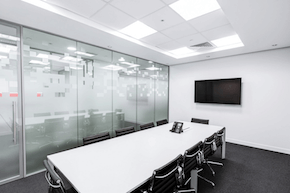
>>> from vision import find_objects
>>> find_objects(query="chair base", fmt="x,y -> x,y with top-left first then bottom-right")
206,160 -> 223,176
198,175 -> 215,187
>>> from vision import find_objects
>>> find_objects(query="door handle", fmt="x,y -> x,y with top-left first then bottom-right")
12,101 -> 17,144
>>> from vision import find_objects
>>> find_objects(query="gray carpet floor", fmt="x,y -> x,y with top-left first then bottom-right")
0,142 -> 289,193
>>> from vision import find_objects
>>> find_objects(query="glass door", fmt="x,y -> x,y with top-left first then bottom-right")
0,21 -> 23,184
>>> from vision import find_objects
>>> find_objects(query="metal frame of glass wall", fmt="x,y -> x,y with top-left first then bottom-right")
0,19 -> 169,184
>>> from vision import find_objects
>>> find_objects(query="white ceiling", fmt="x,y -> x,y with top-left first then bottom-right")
0,0 -> 290,65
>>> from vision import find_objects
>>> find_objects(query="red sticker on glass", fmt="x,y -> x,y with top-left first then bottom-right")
10,93 -> 18,97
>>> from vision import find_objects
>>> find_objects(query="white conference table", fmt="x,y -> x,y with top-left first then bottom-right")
47,121 -> 225,193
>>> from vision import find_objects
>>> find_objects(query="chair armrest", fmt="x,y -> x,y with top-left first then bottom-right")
177,189 -> 196,193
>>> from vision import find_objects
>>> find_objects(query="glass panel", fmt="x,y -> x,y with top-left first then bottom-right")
23,28 -> 78,174
76,42 -> 113,140
112,52 -> 137,135
0,22 -> 21,182
136,59 -> 156,129
154,63 -> 169,122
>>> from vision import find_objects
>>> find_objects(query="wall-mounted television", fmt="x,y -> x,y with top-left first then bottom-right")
195,78 -> 242,105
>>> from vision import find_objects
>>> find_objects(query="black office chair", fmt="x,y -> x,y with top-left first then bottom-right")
156,119 -> 168,126
140,122 -> 155,130
202,133 -> 223,177
115,126 -> 135,137
184,141 -> 215,187
216,127 -> 226,148
43,160 -> 77,193
88,114 -> 104,136
34,112 -> 51,117
147,154 -> 195,193
83,132 -> 111,145
54,111 -> 69,115
191,118 -> 209,125
127,178 -> 150,193
73,110 -> 86,114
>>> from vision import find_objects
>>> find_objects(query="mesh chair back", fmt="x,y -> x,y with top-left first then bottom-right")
34,112 -> 51,117
202,133 -> 217,159
149,154 -> 183,193
54,111 -> 69,115
83,132 -> 111,145
191,118 -> 209,125
115,126 -> 135,137
73,110 -> 86,114
156,119 -> 168,126
216,127 -> 225,147
183,141 -> 203,182
140,122 -> 155,130
43,160 -> 65,193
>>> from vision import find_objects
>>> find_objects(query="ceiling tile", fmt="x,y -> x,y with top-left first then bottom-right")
90,5 -> 136,30
47,0 -> 107,18
156,40 -> 183,51
161,22 -> 198,40
201,24 -> 236,41
110,0 -> 165,19
140,32 -> 171,46
188,9 -> 229,32
161,0 -> 178,5
140,7 -> 185,31
176,33 -> 208,47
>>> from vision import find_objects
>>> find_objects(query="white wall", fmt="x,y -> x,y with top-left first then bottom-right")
169,47 -> 290,154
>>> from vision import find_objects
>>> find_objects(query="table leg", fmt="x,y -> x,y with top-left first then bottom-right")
221,128 -> 226,159
190,169 -> 198,193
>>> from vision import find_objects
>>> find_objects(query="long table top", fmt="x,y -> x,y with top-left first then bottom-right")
47,121 -> 224,193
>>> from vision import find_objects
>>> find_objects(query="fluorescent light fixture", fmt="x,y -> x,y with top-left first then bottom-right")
146,65 -> 160,71
148,61 -> 153,64
119,21 -> 157,39
70,66 -> 83,70
102,65 -> 124,71
169,47 -> 196,56
62,56 -> 82,62
211,35 -> 243,47
37,53 -> 49,58
170,0 -> 220,21
75,51 -> 94,57
121,61 -> 140,68
0,55 -> 7,59
118,57 -> 125,62
0,33 -> 20,41
67,47 -> 76,51
0,47 -> 10,53
29,60 -> 50,65
127,70 -> 136,74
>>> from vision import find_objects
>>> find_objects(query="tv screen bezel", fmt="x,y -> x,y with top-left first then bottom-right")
194,78 -> 242,105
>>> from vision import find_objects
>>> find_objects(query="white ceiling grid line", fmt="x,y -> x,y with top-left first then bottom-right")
14,0 -> 290,64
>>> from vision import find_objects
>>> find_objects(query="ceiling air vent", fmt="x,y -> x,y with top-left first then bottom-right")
190,42 -> 215,48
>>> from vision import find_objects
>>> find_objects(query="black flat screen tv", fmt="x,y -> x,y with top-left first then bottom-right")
195,78 -> 241,105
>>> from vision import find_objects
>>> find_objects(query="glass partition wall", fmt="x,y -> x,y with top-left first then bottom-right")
1,23 -> 169,180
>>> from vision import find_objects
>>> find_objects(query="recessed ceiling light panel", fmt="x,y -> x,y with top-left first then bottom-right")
29,60 -> 50,65
211,35 -> 243,47
75,51 -> 94,57
119,21 -> 157,39
146,65 -> 160,71
170,0 -> 221,21
102,65 -> 124,71
67,47 -> 77,51
169,47 -> 196,56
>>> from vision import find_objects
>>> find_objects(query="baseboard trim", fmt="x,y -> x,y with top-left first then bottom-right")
226,138 -> 290,155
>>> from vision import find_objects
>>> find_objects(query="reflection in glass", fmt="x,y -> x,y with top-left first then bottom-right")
21,27 -> 169,175
0,22 -> 21,182
23,28 -> 78,174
